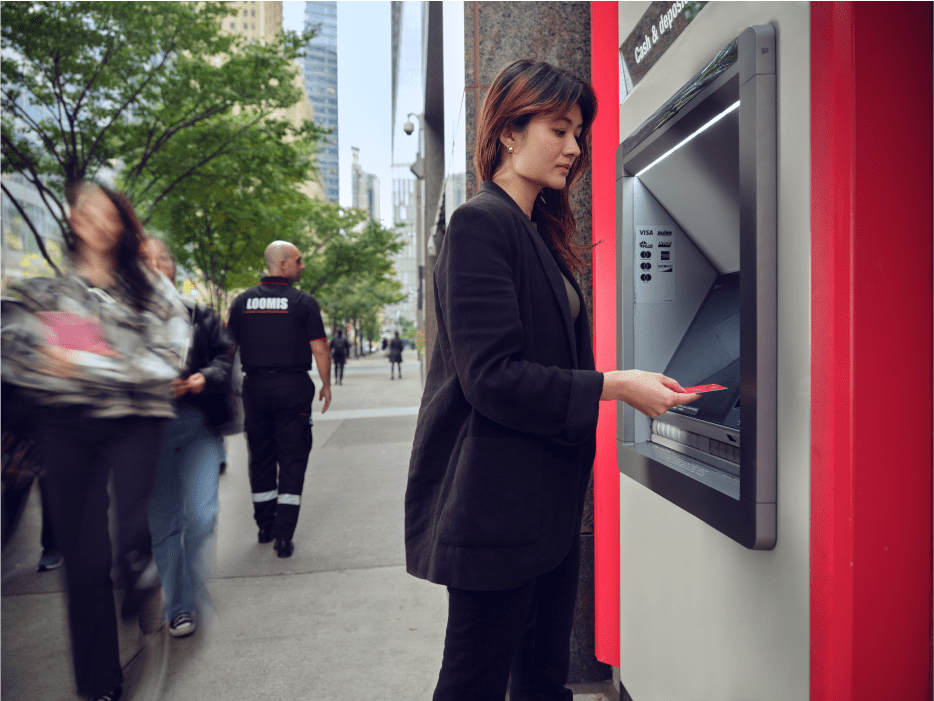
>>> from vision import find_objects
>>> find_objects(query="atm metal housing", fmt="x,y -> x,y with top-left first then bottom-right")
616,26 -> 777,549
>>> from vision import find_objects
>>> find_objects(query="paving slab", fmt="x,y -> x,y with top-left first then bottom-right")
154,567 -> 447,701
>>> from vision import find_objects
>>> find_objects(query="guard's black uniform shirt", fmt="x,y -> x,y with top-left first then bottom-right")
227,277 -> 326,374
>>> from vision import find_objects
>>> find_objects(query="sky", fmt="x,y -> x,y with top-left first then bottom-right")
282,1 -> 394,227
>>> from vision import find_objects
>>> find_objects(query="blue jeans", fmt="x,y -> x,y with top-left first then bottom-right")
148,403 -> 222,620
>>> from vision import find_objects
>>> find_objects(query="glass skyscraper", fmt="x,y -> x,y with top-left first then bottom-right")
303,1 -> 339,202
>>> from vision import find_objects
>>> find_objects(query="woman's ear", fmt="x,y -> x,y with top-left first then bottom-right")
499,126 -> 517,151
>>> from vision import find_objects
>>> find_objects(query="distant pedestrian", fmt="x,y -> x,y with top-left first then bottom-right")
226,241 -> 331,558
1,181 -> 190,701
330,329 -> 350,385
389,332 -> 404,380
141,239 -> 235,639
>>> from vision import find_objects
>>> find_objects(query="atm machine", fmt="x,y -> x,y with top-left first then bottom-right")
616,26 -> 776,549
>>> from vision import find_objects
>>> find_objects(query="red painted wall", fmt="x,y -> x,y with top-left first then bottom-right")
810,3 -> 933,698
590,0 -> 620,668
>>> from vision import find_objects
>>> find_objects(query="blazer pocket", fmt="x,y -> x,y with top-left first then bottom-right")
439,437 -> 543,548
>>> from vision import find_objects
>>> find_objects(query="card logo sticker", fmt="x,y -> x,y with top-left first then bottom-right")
635,225 -> 675,304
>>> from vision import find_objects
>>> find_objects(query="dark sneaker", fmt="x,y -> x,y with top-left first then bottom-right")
274,539 -> 293,558
169,612 -> 195,638
36,550 -> 63,572
89,685 -> 122,701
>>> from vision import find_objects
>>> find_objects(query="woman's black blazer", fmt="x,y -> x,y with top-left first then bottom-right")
405,180 -> 605,591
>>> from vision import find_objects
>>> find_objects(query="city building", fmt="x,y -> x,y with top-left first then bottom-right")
302,1 -> 339,202
220,0 -> 280,45
350,147 -> 380,221
385,1 -> 424,338
221,1 -> 323,200
382,167 -> 418,333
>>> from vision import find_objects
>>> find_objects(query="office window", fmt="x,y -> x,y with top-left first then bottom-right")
251,9 -> 255,16
230,22 -> 235,29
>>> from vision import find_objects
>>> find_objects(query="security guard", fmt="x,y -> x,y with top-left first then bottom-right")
227,241 -> 331,558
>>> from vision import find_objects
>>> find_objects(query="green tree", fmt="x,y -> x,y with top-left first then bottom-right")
296,211 -> 406,297
318,276 -> 406,357
397,316 -> 417,345
1,1 -> 316,267
145,115 -> 325,313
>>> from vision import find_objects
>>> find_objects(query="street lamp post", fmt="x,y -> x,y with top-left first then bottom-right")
404,112 -> 427,384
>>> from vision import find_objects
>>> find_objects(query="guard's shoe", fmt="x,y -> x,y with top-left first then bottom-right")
257,525 -> 275,544
36,550 -> 63,572
169,612 -> 196,638
219,461 -> 226,475
274,538 -> 293,558
89,685 -> 122,701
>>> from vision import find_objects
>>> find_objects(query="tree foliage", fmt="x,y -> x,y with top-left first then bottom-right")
1,0 -> 316,261
145,115 -> 325,312
296,210 -> 406,297
317,275 -> 406,353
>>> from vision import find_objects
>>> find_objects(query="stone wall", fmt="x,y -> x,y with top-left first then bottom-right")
463,1 -> 608,684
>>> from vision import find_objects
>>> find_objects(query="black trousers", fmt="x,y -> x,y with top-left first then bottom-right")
36,410 -> 164,698
333,360 -> 345,383
243,373 -> 314,540
433,530 -> 581,701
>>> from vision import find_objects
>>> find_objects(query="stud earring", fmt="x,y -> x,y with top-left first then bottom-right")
507,146 -> 514,153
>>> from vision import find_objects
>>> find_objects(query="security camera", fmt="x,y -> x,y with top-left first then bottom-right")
403,120 -> 414,136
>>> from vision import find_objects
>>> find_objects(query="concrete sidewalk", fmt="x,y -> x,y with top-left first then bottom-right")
2,353 -> 614,700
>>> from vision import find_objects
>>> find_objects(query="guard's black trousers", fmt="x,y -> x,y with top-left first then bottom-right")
243,372 -> 314,541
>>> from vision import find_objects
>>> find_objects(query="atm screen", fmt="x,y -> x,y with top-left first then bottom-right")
665,272 -> 741,429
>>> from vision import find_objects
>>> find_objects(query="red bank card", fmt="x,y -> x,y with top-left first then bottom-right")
680,384 -> 728,394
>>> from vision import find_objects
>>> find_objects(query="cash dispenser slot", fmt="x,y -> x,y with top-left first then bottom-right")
616,26 -> 777,549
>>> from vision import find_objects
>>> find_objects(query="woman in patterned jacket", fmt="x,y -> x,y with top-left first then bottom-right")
1,181 -> 189,701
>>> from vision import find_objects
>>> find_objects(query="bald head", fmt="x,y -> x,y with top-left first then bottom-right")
264,240 -> 305,281
140,238 -> 176,282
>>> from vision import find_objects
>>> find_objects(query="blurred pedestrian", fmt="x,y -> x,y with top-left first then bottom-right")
330,329 -> 349,385
226,241 -> 331,558
1,181 -> 190,701
141,239 -> 235,638
404,60 -> 700,701
389,331 -> 404,379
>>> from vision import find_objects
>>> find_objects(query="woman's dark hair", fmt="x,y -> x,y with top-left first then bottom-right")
475,59 -> 597,274
66,181 -> 154,311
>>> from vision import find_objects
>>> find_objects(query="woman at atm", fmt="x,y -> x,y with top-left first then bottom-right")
404,59 -> 701,701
